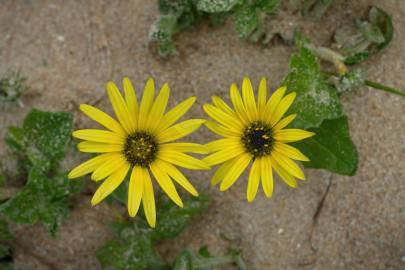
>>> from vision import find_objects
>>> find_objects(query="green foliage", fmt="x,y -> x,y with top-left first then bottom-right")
97,195 -> 209,270
150,0 -> 204,57
283,47 -> 358,175
234,4 -> 260,38
283,47 -> 343,129
0,71 -> 26,104
0,218 -> 13,269
197,0 -> 240,13
149,0 -> 281,56
332,70 -> 365,94
5,109 -> 73,172
293,117 -> 358,175
299,0 -> 334,19
1,109 -> 81,236
334,6 -> 393,65
172,250 -> 193,270
0,168 -> 82,235
150,15 -> 180,57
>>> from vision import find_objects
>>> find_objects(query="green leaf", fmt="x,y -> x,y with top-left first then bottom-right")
150,195 -> 210,241
0,245 -> 10,259
5,109 -> 73,172
173,250 -> 194,270
0,168 -> 82,235
96,195 -> 209,270
234,4 -> 259,38
96,220 -> 167,270
0,218 -> 12,241
149,15 -> 179,57
283,47 -> 344,129
197,0 -> 239,13
255,0 -> 280,14
293,116 -> 358,175
334,6 -> 393,65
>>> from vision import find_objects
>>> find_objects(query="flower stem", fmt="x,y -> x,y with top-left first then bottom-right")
364,80 -> 405,97
322,71 -> 405,97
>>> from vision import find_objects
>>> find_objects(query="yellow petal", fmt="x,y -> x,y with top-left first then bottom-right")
230,84 -> 249,124
261,156 -> 273,197
159,97 -> 196,131
158,119 -> 205,143
78,141 -> 124,153
72,129 -> 125,144
158,150 -> 210,170
91,163 -> 130,205
211,158 -> 237,186
147,83 -> 170,131
205,138 -> 241,152
257,78 -> 267,117
242,77 -> 258,121
203,104 -> 244,132
273,129 -> 315,142
123,77 -> 139,128
202,145 -> 245,166
68,153 -> 116,179
142,169 -> 156,227
80,104 -> 126,136
158,160 -> 198,196
106,81 -> 136,133
273,114 -> 296,131
138,78 -> 155,130
271,151 -> 305,180
270,92 -> 296,126
160,143 -> 209,154
273,142 -> 309,161
204,121 -> 241,137
247,158 -> 260,202
211,95 -> 234,115
270,156 -> 297,188
220,153 -> 251,191
262,86 -> 286,123
91,154 -> 127,181
128,166 -> 143,217
150,162 -> 183,207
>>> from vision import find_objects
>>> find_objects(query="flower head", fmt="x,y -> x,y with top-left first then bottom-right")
203,77 -> 315,202
69,77 -> 209,227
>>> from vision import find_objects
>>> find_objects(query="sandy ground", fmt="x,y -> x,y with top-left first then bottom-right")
0,0 -> 404,269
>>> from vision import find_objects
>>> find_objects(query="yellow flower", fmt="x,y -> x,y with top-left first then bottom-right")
69,77 -> 209,227
203,77 -> 315,202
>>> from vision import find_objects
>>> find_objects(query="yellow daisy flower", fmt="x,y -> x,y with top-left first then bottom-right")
68,77 -> 209,227
203,77 -> 315,202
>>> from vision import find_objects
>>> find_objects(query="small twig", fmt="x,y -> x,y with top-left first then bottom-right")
309,176 -> 332,252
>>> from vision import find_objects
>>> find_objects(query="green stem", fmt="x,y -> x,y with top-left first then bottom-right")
322,71 -> 405,97
364,80 -> 405,97
194,253 -> 247,270
303,43 -> 348,75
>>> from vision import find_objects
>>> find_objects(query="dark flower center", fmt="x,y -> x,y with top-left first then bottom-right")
123,132 -> 158,167
241,121 -> 273,157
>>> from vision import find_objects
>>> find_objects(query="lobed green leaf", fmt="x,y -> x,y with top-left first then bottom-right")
283,47 -> 344,129
5,109 -> 73,172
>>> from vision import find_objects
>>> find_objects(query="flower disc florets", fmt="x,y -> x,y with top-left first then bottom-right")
241,121 -> 273,157
124,132 -> 158,167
